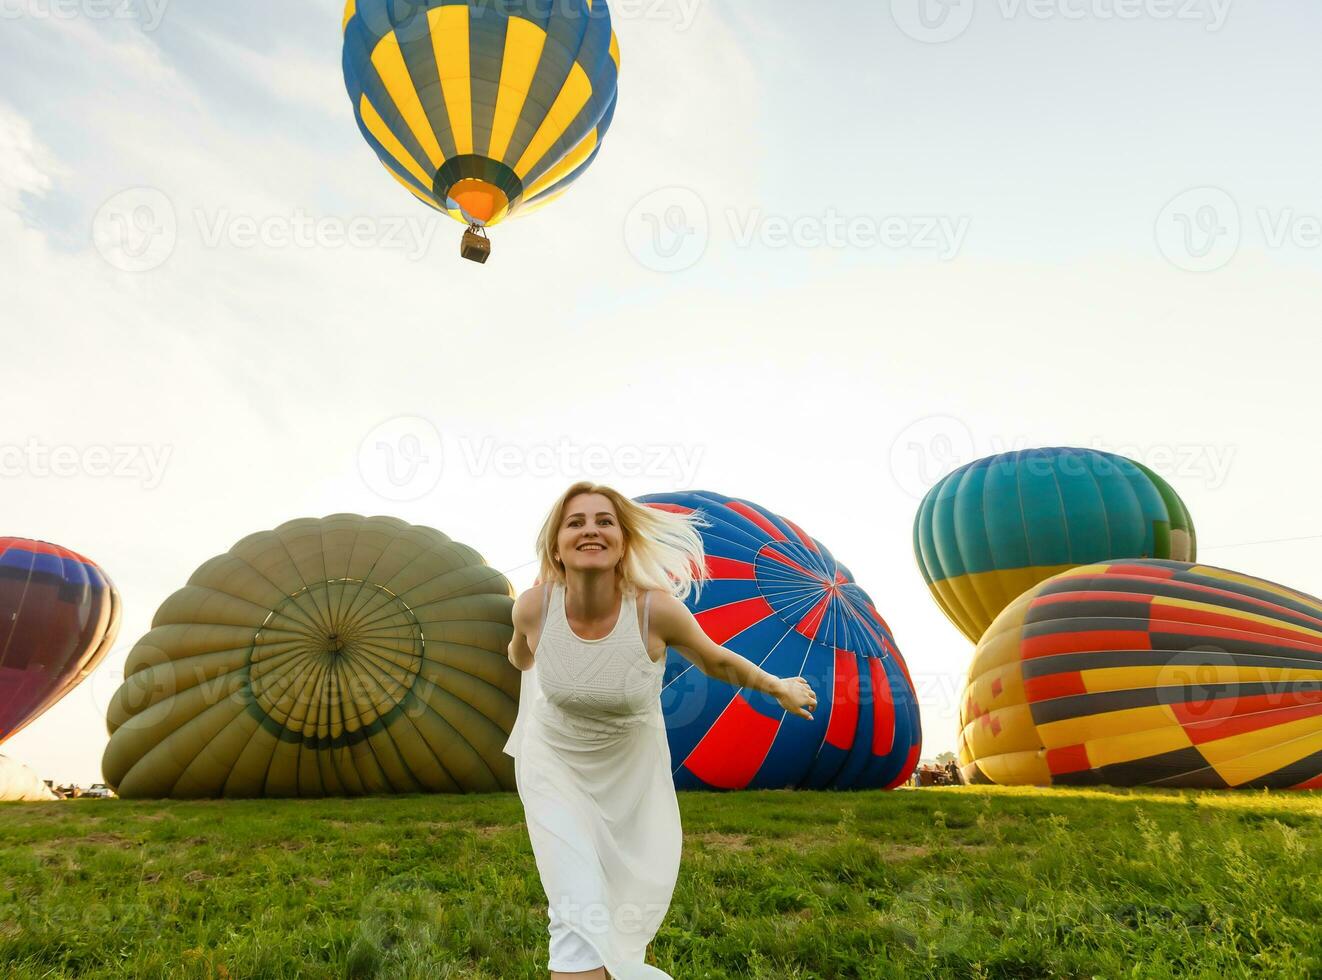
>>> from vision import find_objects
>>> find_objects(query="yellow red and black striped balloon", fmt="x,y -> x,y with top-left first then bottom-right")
959,559 -> 1322,789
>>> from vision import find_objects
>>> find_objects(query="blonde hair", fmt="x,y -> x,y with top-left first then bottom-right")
537,482 -> 709,600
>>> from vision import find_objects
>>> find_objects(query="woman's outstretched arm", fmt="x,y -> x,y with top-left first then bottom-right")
507,588 -> 539,672
648,592 -> 818,721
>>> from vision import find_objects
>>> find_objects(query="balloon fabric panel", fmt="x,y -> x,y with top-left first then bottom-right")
914,448 -> 1197,643
960,560 -> 1322,790
0,538 -> 121,746
101,515 -> 518,799
640,491 -> 920,791
343,0 -> 619,227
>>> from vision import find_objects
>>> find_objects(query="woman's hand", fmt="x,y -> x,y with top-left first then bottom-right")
773,676 -> 818,721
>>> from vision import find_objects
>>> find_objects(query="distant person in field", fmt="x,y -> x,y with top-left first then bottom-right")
503,482 -> 818,980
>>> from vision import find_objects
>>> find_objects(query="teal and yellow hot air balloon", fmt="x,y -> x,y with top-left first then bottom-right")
914,448 -> 1196,643
342,0 -> 620,262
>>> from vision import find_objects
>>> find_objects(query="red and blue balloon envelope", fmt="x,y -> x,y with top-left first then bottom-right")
638,492 -> 921,790
0,538 -> 121,745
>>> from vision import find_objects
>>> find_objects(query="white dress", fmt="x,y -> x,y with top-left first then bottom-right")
503,583 -> 682,978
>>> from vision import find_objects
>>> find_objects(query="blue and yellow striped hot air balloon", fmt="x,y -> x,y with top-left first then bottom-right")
342,0 -> 620,261
914,448 -> 1196,644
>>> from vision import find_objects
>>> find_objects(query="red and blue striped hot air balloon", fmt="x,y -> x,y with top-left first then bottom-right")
638,491 -> 921,790
0,538 -> 121,745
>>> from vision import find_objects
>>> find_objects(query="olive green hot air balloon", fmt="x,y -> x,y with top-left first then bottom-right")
102,515 -> 518,799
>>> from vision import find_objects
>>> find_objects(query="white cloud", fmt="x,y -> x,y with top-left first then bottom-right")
0,101 -> 54,209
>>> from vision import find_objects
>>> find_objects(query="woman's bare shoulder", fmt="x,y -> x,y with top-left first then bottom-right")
512,584 -> 548,629
632,586 -> 671,602
636,589 -> 687,619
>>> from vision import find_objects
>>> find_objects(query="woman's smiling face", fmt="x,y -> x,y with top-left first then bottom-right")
557,492 -> 625,574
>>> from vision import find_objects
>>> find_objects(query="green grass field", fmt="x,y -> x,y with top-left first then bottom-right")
2,786 -> 1319,979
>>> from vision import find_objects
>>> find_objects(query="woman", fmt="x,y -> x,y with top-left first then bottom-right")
503,482 -> 819,980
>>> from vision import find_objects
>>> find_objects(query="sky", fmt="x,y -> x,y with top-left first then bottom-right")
1,0 -> 1320,785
